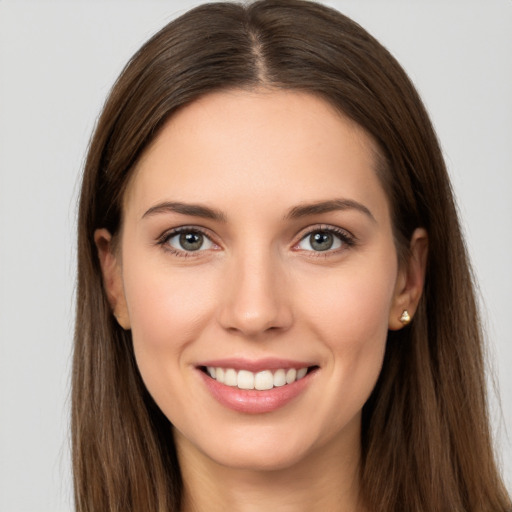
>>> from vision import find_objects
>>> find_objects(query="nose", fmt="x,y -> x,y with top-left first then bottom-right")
217,248 -> 293,338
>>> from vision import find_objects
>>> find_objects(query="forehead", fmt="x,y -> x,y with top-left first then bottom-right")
123,89 -> 389,223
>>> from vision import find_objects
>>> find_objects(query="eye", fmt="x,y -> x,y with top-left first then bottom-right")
297,229 -> 348,252
165,230 -> 215,253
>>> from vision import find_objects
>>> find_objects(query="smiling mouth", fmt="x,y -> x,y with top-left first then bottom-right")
200,366 -> 319,391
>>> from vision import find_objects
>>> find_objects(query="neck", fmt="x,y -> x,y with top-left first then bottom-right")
176,423 -> 366,512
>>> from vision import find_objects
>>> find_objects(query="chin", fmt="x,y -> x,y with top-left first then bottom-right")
212,442 -> 311,472
175,418 -> 343,474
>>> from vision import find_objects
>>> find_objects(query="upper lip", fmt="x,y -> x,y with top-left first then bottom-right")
196,357 -> 317,373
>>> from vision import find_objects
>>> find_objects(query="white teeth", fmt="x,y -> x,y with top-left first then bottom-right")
254,370 -> 273,391
273,369 -> 286,387
237,370 -> 254,390
297,367 -> 307,380
285,368 -> 297,384
224,368 -> 238,387
206,366 -> 311,390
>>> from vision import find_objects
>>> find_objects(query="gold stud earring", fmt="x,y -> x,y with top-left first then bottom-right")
399,310 -> 411,325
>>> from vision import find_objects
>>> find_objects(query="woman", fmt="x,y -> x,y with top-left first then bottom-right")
73,1 -> 511,510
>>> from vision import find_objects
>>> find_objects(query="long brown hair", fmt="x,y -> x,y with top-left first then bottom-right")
73,1 -> 511,510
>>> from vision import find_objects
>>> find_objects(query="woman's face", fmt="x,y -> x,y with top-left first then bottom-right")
99,89 -> 417,471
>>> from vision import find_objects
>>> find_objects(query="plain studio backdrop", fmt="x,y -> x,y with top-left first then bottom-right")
0,1 -> 510,510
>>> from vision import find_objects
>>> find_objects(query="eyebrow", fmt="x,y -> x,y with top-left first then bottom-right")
142,201 -> 227,222
142,198 -> 375,223
285,199 -> 376,222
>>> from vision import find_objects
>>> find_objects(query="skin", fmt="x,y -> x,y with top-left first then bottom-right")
96,89 -> 427,512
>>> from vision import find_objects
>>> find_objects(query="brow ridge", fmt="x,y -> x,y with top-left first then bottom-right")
142,201 -> 227,222
286,199 -> 376,222
142,198 -> 375,223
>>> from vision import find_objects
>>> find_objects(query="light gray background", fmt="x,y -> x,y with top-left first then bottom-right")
0,1 -> 510,510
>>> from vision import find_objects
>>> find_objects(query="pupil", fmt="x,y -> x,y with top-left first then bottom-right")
311,231 -> 333,251
180,232 -> 203,251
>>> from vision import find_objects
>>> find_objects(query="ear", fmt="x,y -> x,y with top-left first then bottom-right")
388,227 -> 428,330
94,228 -> 131,330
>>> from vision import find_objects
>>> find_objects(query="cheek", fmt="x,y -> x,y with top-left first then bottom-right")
123,255 -> 215,346
296,253 -> 397,409
301,256 -> 396,344
120,253 -> 218,407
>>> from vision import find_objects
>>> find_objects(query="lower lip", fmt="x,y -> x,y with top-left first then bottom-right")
198,369 -> 315,414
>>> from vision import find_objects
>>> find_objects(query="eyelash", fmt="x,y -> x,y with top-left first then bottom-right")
157,226 -> 215,258
157,225 -> 356,258
294,225 -> 356,257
